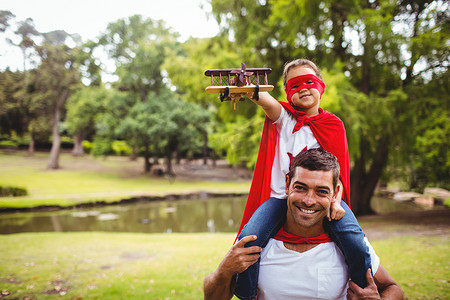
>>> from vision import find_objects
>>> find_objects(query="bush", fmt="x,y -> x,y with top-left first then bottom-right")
0,185 -> 28,197
91,138 -> 114,157
444,197 -> 450,208
0,140 -> 18,148
111,140 -> 132,156
60,136 -> 74,149
82,140 -> 93,154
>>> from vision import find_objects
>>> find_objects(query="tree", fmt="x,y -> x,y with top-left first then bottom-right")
65,86 -> 107,156
97,14 -> 190,167
0,10 -> 14,33
160,97 -> 210,174
12,17 -> 40,77
30,35 -> 80,169
209,0 -> 449,214
163,35 -> 250,165
0,70 -> 26,136
100,14 -> 179,101
100,88 -> 209,174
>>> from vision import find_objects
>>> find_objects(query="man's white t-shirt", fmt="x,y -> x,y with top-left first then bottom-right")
270,108 -> 320,198
257,238 -> 380,300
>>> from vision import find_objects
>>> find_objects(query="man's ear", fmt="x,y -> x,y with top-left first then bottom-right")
285,174 -> 290,194
332,183 -> 341,201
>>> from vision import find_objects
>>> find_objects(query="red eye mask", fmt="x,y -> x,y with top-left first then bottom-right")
286,74 -> 325,105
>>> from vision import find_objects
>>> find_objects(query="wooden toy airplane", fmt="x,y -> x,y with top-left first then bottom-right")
205,63 -> 274,109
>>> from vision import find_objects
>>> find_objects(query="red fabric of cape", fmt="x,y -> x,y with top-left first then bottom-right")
236,101 -> 350,238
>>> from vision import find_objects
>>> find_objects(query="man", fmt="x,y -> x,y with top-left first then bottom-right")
204,149 -> 403,299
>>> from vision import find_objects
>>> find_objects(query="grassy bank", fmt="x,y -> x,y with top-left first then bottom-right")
0,232 -> 448,299
0,151 -> 250,209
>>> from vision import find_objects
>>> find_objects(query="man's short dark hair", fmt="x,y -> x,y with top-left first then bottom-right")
287,148 -> 340,189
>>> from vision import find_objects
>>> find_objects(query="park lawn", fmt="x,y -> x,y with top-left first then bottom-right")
0,233 -> 448,300
0,151 -> 250,209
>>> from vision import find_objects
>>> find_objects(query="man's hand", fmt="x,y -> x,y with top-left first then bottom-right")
219,235 -> 262,277
347,269 -> 380,300
328,201 -> 345,221
204,235 -> 261,300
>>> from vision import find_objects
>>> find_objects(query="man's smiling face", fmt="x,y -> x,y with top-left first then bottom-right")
284,166 -> 337,237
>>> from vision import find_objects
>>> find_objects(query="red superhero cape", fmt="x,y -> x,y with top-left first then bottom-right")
236,101 -> 350,238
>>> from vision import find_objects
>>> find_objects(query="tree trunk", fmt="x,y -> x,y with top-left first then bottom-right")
130,145 -> 138,161
72,132 -> 85,156
47,118 -> 61,169
143,139 -> 152,172
350,135 -> 390,215
47,89 -> 68,169
28,134 -> 35,155
203,131 -> 208,166
166,152 -> 174,176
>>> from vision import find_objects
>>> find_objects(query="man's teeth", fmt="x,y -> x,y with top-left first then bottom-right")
300,208 -> 315,214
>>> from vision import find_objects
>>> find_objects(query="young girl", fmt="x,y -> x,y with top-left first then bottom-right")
234,59 -> 371,300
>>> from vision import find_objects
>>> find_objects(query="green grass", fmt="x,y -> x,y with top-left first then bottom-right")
372,236 -> 450,299
0,151 -> 250,209
0,233 -> 448,299
0,232 -> 235,299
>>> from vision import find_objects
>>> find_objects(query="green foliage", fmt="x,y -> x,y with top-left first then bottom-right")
444,198 -> 450,208
0,185 -> 28,197
82,140 -> 93,153
90,137 -> 114,157
208,0 -> 449,213
0,0 -> 448,207
164,36 -> 243,106
65,85 -> 108,137
111,140 -> 132,156
210,112 -> 265,168
0,140 -> 18,148
100,14 -> 179,101
112,89 -> 210,162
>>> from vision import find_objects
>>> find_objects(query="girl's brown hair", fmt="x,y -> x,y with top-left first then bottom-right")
282,59 -> 322,90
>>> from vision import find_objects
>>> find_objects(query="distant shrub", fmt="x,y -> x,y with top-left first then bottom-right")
111,140 -> 132,156
0,140 -> 18,148
444,197 -> 450,208
91,138 -> 114,157
60,136 -> 74,149
82,140 -> 93,154
0,185 -> 28,197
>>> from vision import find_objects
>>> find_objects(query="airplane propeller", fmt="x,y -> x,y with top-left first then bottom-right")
230,63 -> 254,86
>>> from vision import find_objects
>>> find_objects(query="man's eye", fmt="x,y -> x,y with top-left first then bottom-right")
305,80 -> 314,85
291,85 -> 299,90
294,185 -> 305,191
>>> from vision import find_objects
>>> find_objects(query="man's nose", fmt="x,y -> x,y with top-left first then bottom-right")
302,190 -> 316,206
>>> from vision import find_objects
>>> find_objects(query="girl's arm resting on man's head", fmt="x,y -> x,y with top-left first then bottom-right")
328,179 -> 345,221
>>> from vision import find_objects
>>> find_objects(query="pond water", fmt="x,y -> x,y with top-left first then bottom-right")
0,195 -> 434,234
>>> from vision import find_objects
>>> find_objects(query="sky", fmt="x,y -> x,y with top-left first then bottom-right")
0,0 -> 220,71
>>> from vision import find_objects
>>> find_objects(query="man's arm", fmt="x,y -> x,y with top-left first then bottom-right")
347,267 -> 404,299
204,235 -> 262,300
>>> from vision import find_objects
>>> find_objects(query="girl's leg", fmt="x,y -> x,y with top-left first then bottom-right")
234,197 -> 287,300
324,201 -> 372,288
